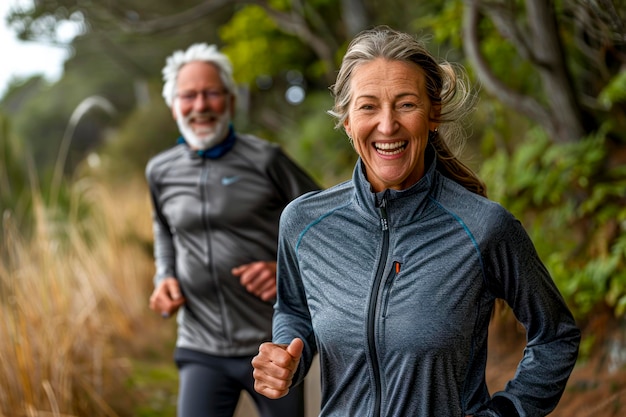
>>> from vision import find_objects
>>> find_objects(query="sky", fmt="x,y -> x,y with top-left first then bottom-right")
0,0 -> 78,98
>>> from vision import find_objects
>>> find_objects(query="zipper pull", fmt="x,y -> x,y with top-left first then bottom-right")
380,215 -> 388,231
379,197 -> 388,231
395,261 -> 401,274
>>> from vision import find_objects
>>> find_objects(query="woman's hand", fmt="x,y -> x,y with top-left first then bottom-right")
252,338 -> 303,398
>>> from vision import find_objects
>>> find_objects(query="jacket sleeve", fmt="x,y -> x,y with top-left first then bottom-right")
265,147 -> 321,204
146,163 -> 176,286
272,201 -> 318,387
479,211 -> 581,417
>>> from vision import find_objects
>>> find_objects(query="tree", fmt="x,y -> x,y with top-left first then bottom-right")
7,0 -> 626,320
456,0 -> 626,321
462,0 -> 625,144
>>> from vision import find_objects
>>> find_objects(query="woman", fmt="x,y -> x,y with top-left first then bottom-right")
252,26 -> 580,417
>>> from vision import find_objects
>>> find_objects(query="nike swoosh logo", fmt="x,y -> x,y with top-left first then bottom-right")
221,176 -> 240,186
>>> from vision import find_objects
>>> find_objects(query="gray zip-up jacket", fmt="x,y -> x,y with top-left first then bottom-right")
273,149 -> 580,417
146,132 -> 319,356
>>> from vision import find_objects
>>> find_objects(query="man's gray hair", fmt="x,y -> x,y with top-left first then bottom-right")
161,43 -> 236,108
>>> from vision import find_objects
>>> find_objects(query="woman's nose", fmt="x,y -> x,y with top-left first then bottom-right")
377,108 -> 398,135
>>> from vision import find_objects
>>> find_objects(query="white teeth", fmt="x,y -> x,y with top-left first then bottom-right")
375,141 -> 406,155
376,141 -> 405,150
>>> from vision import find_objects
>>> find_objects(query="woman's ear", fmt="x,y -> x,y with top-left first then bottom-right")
343,117 -> 352,139
429,103 -> 441,132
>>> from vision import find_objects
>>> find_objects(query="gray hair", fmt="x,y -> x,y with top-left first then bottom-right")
161,43 -> 236,108
328,26 -> 486,197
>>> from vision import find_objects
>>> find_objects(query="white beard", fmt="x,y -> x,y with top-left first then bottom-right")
174,100 -> 231,150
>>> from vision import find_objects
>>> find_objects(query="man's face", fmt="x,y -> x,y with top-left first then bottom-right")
172,61 -> 234,150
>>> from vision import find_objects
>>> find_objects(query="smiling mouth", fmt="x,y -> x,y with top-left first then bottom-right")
192,115 -> 217,124
374,141 -> 408,155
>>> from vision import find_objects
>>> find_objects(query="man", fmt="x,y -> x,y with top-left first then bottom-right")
146,43 -> 319,417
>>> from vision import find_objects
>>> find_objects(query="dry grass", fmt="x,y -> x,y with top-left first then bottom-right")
0,177 -> 156,417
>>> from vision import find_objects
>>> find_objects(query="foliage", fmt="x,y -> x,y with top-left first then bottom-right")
219,5 -> 318,86
0,114 -> 32,239
4,0 -> 235,181
425,0 -> 547,111
6,49 -> 128,180
598,69 -> 626,113
1,95 -> 105,243
481,126 -> 626,319
95,83 -> 180,181
419,1 -> 464,50
276,91 -> 356,187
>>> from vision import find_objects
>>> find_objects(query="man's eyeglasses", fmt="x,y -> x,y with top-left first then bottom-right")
176,89 -> 228,104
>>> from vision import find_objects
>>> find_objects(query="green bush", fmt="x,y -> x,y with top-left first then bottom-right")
480,126 -> 626,319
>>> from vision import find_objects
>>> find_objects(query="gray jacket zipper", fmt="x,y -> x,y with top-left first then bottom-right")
368,197 -> 390,417
200,160 -> 229,342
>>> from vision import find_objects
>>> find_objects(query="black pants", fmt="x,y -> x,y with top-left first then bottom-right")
176,348 -> 305,417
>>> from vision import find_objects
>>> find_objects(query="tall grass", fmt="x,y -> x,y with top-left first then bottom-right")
0,175 -> 157,417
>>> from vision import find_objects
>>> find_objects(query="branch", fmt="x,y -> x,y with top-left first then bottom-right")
525,0 -> 565,69
525,0 -> 586,140
115,0 -> 234,34
481,1 -> 536,63
111,0 -> 338,81
592,0 -> 626,41
462,0 -> 554,132
340,0 -> 369,37
248,0 -> 337,81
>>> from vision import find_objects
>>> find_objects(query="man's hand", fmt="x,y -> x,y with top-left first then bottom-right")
252,338 -> 303,399
149,277 -> 185,318
232,261 -> 277,301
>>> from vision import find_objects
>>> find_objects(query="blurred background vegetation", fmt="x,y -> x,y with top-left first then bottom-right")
1,0 -> 625,416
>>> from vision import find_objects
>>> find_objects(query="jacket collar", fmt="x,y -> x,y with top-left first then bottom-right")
353,144 -> 438,225
178,124 -> 236,159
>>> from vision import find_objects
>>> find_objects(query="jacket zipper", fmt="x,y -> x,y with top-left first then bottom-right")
368,197 -> 389,417
200,160 -> 229,342
200,160 -> 211,261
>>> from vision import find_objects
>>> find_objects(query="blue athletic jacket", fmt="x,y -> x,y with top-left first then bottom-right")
273,148 -> 580,417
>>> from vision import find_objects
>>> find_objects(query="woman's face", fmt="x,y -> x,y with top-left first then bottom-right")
344,58 -> 438,192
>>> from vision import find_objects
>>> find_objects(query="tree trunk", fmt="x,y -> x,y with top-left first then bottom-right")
526,0 -> 586,142
463,0 -> 587,143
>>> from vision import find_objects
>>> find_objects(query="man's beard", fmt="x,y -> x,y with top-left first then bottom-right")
174,101 -> 231,150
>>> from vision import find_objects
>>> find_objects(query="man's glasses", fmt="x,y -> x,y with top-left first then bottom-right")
176,89 -> 228,104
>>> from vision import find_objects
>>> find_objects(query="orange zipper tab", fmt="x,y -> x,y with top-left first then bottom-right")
395,262 -> 400,274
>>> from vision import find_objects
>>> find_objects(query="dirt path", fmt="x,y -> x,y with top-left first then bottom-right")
486,312 -> 626,417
